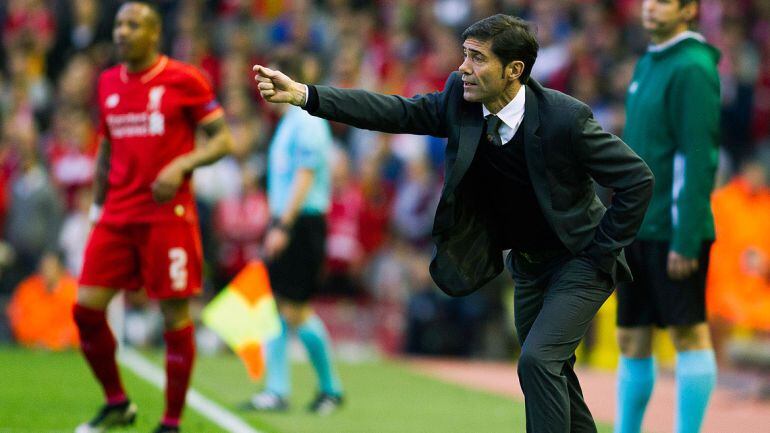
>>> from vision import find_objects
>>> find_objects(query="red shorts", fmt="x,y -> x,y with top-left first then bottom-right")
79,221 -> 203,299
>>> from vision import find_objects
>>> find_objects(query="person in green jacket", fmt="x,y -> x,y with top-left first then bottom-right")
615,1 -> 720,433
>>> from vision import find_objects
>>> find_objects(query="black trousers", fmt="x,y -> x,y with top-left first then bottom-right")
508,251 -> 614,433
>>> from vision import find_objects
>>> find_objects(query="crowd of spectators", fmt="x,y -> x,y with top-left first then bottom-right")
0,0 -> 769,359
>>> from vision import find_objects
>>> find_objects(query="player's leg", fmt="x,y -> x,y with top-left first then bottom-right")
615,327 -> 655,433
75,223 -> 142,432
254,215 -> 342,413
670,324 -> 716,433
158,298 -> 195,432
251,300 -> 332,411
142,221 -> 203,432
615,240 -> 658,433
74,286 -> 139,433
250,234 -> 304,409
289,216 -> 342,413
667,242 -> 716,433
251,299 -> 291,410
286,302 -> 344,413
75,286 -> 125,404
251,302 -> 345,414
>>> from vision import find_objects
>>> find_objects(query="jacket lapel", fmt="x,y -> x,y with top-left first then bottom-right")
522,82 -> 553,213
444,101 -> 483,196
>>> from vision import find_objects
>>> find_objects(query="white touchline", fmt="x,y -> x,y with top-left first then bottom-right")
118,347 -> 264,433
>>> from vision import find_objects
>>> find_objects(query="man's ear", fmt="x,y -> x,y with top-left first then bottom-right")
507,61 -> 525,81
682,2 -> 698,23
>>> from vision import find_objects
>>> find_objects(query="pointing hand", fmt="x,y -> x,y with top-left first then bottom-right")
252,65 -> 306,106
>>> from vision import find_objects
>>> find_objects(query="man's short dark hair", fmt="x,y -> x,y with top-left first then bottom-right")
124,1 -> 162,29
461,14 -> 539,83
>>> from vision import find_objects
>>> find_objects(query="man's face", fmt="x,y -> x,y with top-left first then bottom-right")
642,0 -> 694,37
458,38 -> 508,105
113,3 -> 158,63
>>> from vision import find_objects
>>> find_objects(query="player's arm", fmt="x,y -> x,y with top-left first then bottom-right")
151,114 -> 234,203
667,64 -> 720,279
263,168 -> 314,259
89,137 -> 111,223
279,168 -> 315,230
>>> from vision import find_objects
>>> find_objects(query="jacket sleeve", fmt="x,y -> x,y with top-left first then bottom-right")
668,63 -> 720,257
573,105 -> 654,274
307,73 -> 459,138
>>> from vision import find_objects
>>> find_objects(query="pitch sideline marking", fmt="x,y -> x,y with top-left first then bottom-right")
118,347 -> 264,433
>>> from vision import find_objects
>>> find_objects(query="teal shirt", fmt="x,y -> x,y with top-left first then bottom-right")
267,106 -> 332,217
623,33 -> 721,257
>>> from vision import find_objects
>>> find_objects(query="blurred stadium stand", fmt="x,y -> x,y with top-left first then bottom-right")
0,0 -> 769,387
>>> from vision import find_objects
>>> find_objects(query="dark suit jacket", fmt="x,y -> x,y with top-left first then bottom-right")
308,72 -> 654,296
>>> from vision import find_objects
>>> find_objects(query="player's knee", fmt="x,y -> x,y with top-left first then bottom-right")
76,286 -> 114,310
163,315 -> 192,331
671,323 -> 712,351
279,302 -> 311,328
72,303 -> 107,333
160,299 -> 192,330
617,328 -> 653,357
282,311 -> 304,328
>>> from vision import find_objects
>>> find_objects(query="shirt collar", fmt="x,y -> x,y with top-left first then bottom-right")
648,31 -> 705,53
482,84 -> 525,129
120,55 -> 168,84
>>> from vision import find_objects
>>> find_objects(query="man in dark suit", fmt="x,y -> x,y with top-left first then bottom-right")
254,14 -> 653,433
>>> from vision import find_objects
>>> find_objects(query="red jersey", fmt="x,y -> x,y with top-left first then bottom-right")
97,55 -> 223,224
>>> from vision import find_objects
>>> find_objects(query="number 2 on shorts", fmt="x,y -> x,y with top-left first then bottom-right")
168,247 -> 188,290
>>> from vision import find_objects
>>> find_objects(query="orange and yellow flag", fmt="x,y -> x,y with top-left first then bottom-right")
202,261 -> 281,380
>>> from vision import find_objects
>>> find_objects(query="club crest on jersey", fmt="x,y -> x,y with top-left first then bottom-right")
147,86 -> 166,136
629,81 -> 639,94
106,93 -> 120,108
147,86 -> 165,111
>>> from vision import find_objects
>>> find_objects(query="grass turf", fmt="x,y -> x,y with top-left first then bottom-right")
0,345 -> 221,432
1,345 -> 612,433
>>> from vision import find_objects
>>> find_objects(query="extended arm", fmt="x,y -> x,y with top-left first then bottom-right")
309,84 -> 450,137
254,65 -> 455,137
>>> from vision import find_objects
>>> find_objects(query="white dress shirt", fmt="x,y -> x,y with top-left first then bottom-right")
482,85 -> 526,144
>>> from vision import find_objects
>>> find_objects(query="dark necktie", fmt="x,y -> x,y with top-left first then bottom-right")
485,114 -> 503,147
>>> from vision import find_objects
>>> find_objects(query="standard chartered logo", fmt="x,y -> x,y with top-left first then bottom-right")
149,111 -> 165,136
106,86 -> 167,138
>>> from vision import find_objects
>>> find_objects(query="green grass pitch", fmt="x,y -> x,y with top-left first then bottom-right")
0,345 -> 611,433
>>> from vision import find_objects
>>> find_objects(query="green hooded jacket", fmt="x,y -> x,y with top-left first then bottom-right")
623,32 -> 721,257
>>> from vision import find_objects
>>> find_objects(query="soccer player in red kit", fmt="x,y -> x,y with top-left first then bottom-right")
73,3 -> 233,433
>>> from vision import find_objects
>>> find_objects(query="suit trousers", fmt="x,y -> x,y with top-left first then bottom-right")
508,251 -> 614,433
